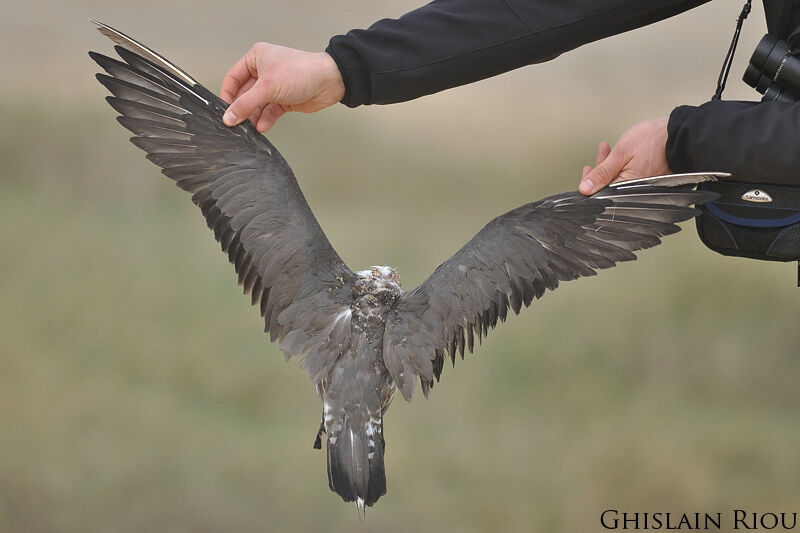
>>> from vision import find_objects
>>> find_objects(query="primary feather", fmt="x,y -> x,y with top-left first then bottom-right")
90,20 -> 720,511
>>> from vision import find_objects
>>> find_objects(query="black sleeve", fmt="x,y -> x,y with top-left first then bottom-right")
666,100 -> 800,185
326,0 -> 711,107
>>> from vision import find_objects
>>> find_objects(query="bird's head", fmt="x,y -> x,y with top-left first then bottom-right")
357,265 -> 402,288
373,265 -> 402,287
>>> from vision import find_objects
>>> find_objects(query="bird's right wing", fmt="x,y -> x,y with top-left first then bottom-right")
382,175 -> 722,400
90,21 -> 356,383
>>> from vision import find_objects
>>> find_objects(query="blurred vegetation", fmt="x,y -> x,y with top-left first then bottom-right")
2,97 -> 799,532
2,2 -> 800,531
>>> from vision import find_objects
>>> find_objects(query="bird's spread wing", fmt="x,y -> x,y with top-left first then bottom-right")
383,176 -> 721,400
90,21 -> 355,382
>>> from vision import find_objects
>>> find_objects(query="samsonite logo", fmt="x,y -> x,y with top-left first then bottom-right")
741,189 -> 773,203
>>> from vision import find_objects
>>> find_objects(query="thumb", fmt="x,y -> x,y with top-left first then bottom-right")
223,78 -> 273,127
579,147 -> 626,195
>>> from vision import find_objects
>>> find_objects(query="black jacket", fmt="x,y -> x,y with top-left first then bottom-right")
326,0 -> 800,185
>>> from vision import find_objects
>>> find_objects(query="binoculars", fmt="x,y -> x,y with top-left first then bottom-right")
743,34 -> 800,102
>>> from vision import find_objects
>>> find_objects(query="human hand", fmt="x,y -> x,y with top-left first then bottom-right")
220,43 -> 345,132
578,117 -> 672,195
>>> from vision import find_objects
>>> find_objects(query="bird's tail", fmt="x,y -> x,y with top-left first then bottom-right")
326,416 -> 386,515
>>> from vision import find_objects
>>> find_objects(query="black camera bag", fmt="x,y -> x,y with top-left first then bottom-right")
696,180 -> 800,261
697,0 -> 800,283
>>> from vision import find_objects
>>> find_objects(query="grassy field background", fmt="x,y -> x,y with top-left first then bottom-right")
2,1 -> 799,532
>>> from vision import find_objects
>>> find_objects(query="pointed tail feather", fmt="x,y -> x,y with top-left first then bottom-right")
326,420 -> 387,512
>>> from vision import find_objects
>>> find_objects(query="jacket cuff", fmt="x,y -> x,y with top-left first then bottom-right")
665,104 -> 698,172
326,36 -> 370,108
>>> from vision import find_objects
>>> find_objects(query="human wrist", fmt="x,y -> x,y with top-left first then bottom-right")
318,52 -> 345,103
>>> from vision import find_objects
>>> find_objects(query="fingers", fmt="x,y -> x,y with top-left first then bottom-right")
595,141 -> 611,167
220,54 -> 253,104
255,104 -> 288,133
580,147 -> 626,195
220,43 -> 346,131
233,77 -> 261,123
223,75 -> 287,133
578,142 -> 615,195
223,77 -> 273,127
578,118 -> 671,195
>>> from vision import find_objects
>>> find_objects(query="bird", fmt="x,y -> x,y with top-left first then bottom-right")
89,20 -> 721,514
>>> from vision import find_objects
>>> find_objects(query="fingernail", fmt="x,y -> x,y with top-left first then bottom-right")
580,178 -> 593,194
223,109 -> 237,126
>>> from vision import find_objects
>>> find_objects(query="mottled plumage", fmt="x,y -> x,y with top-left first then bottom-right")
90,21 -> 721,513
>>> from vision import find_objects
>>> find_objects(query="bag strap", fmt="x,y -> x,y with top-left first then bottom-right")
778,0 -> 797,39
712,0 -> 753,100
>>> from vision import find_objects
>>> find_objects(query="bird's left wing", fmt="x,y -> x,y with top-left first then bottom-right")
383,176 -> 721,400
90,21 -> 356,382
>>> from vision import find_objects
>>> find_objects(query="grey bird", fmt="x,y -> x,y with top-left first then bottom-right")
89,21 -> 720,513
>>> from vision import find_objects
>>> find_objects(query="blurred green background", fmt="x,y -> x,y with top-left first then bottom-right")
2,1 -> 799,532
